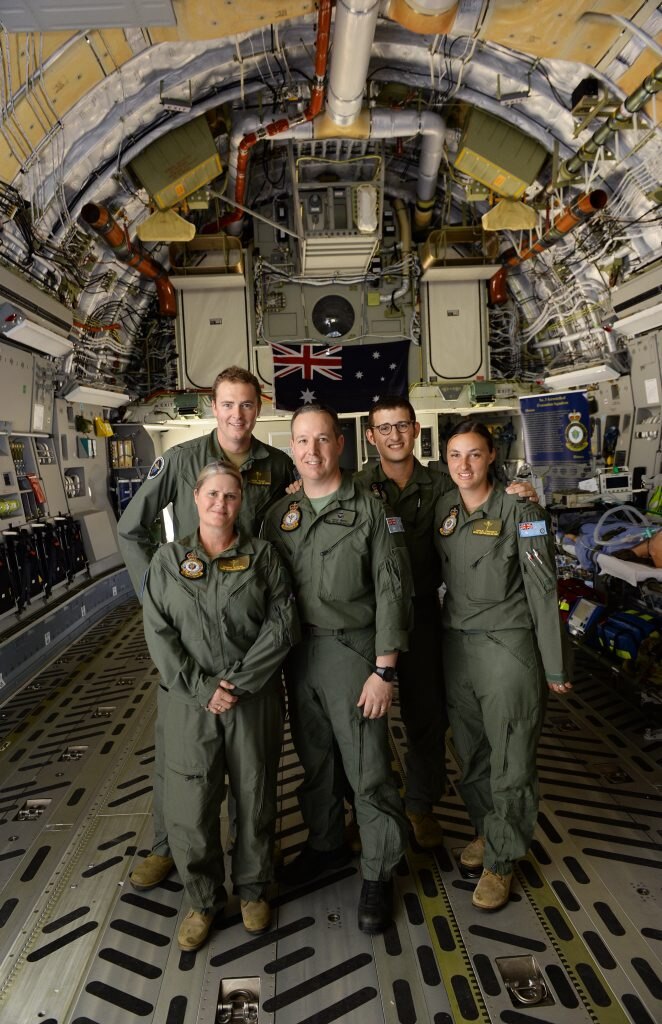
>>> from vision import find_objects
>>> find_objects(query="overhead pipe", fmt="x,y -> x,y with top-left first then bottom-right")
222,0 -> 332,234
326,0 -> 381,128
553,62 -> 662,188
501,189 -> 608,269
81,203 -> 176,317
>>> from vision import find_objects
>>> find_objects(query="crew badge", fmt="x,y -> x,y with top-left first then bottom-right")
371,482 -> 387,502
179,552 -> 205,579
147,456 -> 165,480
439,504 -> 460,537
280,502 -> 301,532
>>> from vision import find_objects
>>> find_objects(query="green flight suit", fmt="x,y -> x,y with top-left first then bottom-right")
118,429 -> 294,860
117,429 -> 295,594
263,471 -> 413,881
355,458 -> 450,813
142,530 -> 299,911
433,483 -> 565,875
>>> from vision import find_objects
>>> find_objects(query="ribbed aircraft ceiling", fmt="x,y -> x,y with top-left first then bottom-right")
0,1 -> 660,399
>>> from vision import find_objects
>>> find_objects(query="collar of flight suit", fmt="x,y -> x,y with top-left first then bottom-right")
297,469 -> 357,525
456,480 -> 506,527
209,429 -> 272,468
177,528 -> 256,566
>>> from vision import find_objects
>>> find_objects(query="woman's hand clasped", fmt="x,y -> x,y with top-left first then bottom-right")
207,679 -> 238,714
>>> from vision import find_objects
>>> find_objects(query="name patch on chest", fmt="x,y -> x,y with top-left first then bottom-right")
246,467 -> 271,486
386,515 -> 405,534
518,520 -> 547,537
324,508 -> 357,527
472,518 -> 503,537
217,555 -> 251,572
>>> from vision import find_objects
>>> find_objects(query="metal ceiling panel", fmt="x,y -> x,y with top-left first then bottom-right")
0,0 -> 175,31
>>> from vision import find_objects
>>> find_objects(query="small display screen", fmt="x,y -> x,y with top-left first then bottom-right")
604,475 -> 629,489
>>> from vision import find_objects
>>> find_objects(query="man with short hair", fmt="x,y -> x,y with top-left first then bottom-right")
119,365 -> 295,891
118,366 -> 294,594
263,403 -> 413,935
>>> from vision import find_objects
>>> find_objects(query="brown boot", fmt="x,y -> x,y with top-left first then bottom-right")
129,854 -> 174,890
240,898 -> 271,934
472,868 -> 512,911
460,835 -> 485,871
407,811 -> 444,849
177,909 -> 215,951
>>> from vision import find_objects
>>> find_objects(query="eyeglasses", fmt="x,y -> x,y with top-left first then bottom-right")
372,420 -> 414,436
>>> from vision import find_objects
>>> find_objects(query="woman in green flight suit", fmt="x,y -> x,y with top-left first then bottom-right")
141,461 -> 299,952
434,420 -> 571,911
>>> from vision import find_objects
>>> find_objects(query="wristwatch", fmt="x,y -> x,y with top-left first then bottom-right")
373,665 -> 398,683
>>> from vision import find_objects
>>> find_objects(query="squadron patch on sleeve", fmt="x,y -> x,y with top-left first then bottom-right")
438,504 -> 460,537
518,520 -> 547,537
386,515 -> 405,534
280,502 -> 301,532
147,456 -> 165,480
179,553 -> 206,579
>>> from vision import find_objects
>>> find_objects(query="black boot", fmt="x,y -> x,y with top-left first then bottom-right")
357,879 -> 393,934
278,843 -> 351,886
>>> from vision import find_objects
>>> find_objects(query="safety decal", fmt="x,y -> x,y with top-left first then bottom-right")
519,520 -> 547,537
147,456 -> 165,480
179,553 -> 206,579
280,502 -> 301,532
438,505 -> 459,536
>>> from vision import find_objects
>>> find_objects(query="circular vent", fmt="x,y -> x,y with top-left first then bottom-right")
312,295 -> 355,339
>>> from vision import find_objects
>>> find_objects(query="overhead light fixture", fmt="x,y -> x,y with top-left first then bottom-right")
612,302 -> 662,337
544,363 -> 620,390
0,305 -> 73,357
64,385 -> 131,408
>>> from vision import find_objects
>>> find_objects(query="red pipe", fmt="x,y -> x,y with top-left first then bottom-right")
81,203 -> 177,317
220,0 -> 332,230
503,190 -> 608,268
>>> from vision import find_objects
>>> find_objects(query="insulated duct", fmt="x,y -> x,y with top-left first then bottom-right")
81,204 -> 176,318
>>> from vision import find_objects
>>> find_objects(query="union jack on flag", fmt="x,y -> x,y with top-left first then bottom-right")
272,343 -> 342,381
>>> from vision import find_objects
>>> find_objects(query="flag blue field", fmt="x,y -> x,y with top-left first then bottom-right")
270,339 -> 410,412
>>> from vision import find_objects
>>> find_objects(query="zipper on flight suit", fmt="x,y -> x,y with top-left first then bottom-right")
521,548 -> 555,594
469,531 -> 510,568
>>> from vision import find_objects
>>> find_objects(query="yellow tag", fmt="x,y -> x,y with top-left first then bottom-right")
217,555 -> 250,572
472,519 -> 503,537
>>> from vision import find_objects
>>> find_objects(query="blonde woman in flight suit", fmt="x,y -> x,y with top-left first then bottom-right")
141,461 -> 299,952
434,420 -> 571,911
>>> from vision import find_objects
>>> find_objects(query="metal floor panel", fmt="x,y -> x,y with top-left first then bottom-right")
1,604 -> 661,1024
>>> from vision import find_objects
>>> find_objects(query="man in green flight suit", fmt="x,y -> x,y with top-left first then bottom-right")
119,365 -> 295,892
263,403 -> 413,935
356,396 -> 450,847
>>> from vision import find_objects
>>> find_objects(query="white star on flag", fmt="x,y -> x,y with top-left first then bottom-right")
300,388 -> 316,403
372,351 -> 381,359
355,371 -> 363,379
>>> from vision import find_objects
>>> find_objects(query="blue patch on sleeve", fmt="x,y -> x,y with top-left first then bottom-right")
518,520 -> 547,537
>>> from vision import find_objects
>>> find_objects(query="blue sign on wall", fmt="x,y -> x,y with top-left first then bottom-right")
519,391 -> 591,496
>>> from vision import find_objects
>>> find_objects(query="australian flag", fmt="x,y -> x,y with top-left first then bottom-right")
270,339 -> 410,413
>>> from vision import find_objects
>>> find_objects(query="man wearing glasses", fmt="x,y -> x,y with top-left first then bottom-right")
358,397 -> 537,849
